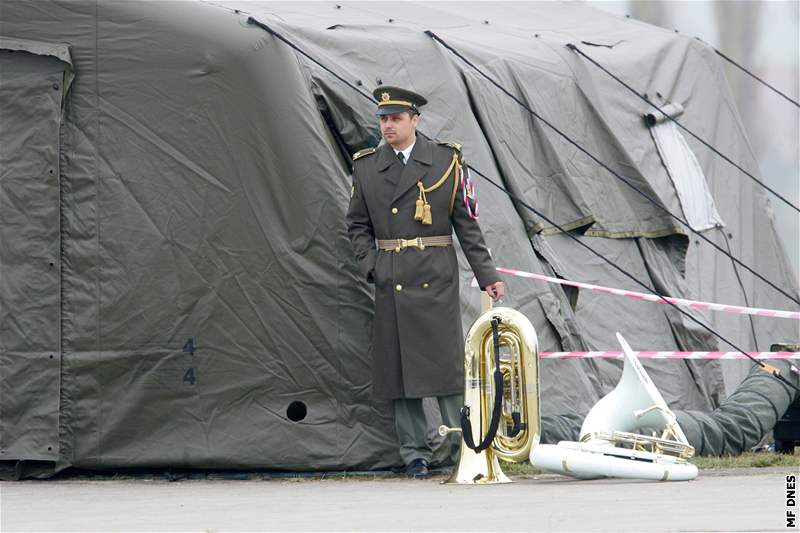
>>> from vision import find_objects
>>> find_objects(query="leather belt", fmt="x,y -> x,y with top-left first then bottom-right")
377,235 -> 453,253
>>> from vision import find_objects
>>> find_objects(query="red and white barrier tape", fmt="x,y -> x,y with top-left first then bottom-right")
539,351 -> 800,360
495,267 -> 800,321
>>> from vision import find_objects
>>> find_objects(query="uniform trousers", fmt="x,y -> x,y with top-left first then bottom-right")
393,393 -> 463,466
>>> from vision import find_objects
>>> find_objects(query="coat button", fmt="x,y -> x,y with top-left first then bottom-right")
391,207 -> 398,214
422,283 -> 430,289
395,284 -> 403,292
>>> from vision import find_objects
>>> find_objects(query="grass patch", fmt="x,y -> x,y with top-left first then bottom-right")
690,451 -> 799,469
497,449 -> 799,477
501,461 -> 544,476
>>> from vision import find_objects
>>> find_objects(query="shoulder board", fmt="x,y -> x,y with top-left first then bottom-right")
352,147 -> 377,161
434,139 -> 462,152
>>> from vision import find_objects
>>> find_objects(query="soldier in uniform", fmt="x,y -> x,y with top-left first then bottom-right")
346,86 -> 505,477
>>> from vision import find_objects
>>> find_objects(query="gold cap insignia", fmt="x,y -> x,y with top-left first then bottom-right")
381,92 -> 390,102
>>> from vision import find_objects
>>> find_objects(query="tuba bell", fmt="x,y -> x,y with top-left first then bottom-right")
530,332 -> 698,481
439,307 -> 541,484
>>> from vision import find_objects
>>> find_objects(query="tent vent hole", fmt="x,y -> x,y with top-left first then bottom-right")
287,401 -> 307,422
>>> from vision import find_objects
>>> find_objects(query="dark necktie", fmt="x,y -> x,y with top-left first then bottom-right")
397,151 -> 406,165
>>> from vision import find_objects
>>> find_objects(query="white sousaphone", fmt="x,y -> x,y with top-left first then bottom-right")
530,332 -> 699,481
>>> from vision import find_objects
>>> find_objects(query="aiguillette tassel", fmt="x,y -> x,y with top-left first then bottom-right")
414,183 -> 425,221
422,203 -> 432,225
414,199 -> 424,221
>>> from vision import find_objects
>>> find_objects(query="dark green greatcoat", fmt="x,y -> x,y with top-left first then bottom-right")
346,136 -> 499,400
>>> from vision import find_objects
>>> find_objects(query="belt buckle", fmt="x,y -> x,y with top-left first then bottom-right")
398,237 -> 425,252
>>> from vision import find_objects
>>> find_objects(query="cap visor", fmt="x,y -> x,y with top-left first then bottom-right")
376,104 -> 413,116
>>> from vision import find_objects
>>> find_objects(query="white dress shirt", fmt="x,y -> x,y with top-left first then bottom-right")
393,140 -> 416,164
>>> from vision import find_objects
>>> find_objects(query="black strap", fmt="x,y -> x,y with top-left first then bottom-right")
509,411 -> 524,438
460,317 -> 504,453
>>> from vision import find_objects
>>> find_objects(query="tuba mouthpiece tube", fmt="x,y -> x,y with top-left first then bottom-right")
438,425 -> 463,437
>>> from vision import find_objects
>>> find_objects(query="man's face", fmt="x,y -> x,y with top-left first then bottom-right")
379,111 -> 418,148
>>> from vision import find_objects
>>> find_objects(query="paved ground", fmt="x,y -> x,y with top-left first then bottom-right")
1,467 -> 797,532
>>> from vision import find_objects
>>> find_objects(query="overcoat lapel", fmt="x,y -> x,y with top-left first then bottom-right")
376,144 -> 401,185
392,137 -> 433,203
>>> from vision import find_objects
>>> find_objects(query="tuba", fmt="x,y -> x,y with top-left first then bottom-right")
439,307 -> 541,484
530,332 -> 698,481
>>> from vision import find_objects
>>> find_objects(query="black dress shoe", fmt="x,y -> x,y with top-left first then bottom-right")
405,458 -> 429,478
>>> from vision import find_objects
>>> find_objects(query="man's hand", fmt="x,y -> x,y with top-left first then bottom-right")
484,281 -> 506,302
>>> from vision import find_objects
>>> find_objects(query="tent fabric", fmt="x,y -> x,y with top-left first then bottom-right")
0,1 -> 797,476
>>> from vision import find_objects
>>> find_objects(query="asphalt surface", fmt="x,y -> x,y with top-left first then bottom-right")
1,467 -> 797,532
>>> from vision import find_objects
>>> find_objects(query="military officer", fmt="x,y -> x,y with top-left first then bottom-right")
346,86 -> 505,477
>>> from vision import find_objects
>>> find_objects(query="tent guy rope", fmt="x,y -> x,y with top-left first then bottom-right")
425,30 -> 799,307
709,41 -> 800,109
567,43 -> 800,213
246,17 -> 800,394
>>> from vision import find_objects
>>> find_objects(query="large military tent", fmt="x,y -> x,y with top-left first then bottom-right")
1,1 -> 797,478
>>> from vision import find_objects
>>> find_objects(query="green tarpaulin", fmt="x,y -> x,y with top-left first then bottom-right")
1,1 -> 797,477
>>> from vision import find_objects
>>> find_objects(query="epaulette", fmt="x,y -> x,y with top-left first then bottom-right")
434,139 -> 462,152
352,147 -> 377,161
